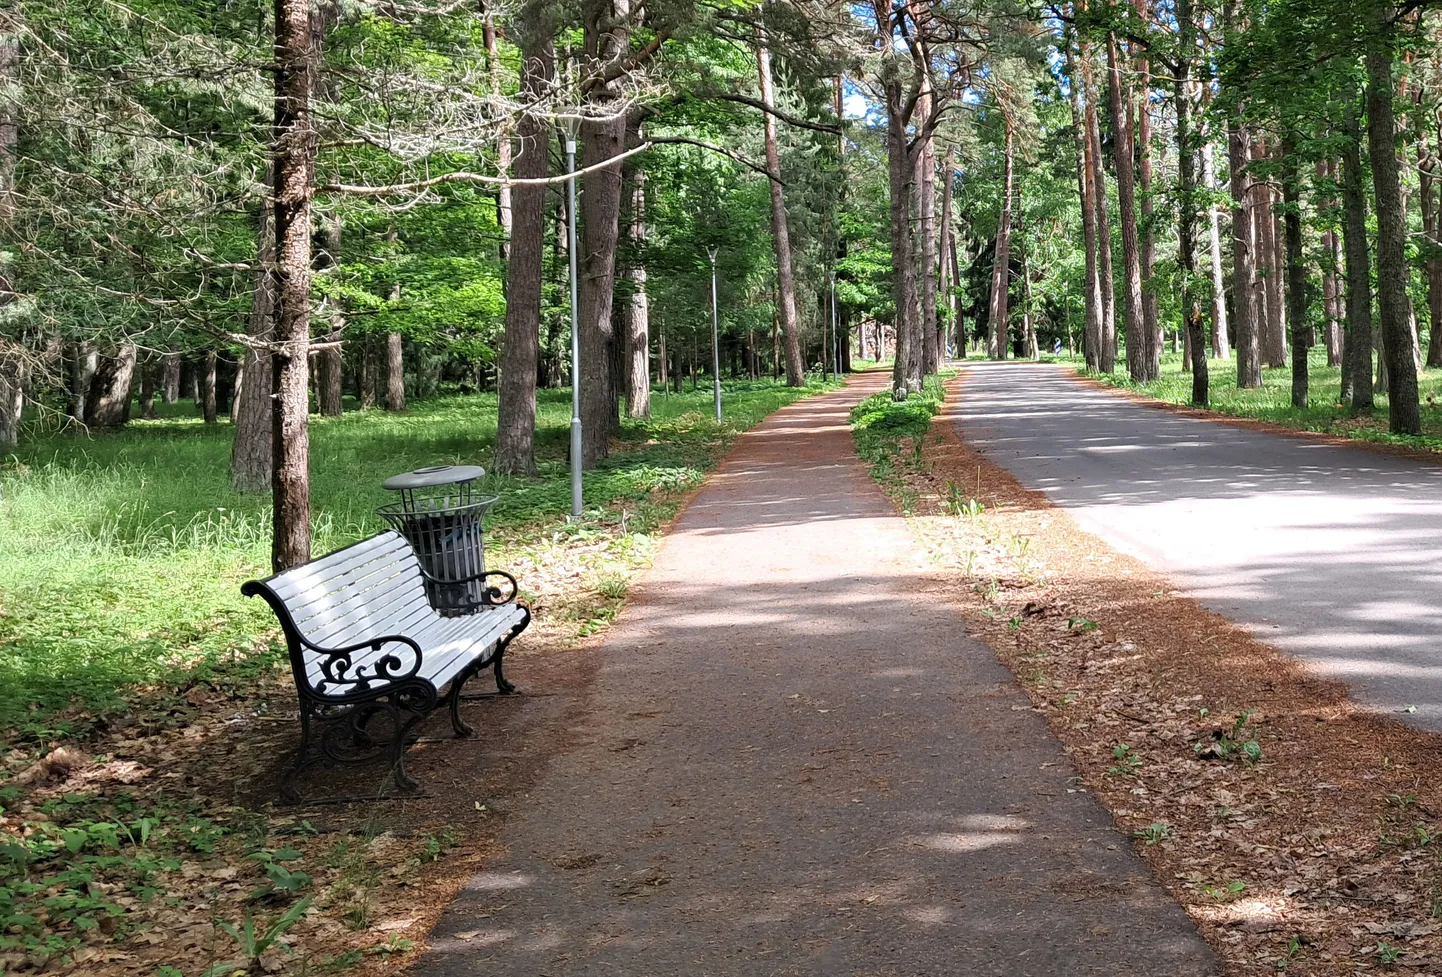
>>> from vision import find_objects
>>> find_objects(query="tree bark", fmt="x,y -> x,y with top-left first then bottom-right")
1068,42 -> 1104,370
1203,141 -> 1230,358
384,331 -> 406,412
1342,91 -> 1374,412
918,84 -> 940,375
1317,159 -> 1344,368
1174,0 -> 1208,405
232,166 -> 277,492
1282,136 -> 1308,408
884,74 -> 921,391
0,351 -> 24,446
482,5 -> 512,268
1084,43 -> 1113,371
1420,127 -> 1442,368
756,24 -> 806,387
493,11 -> 552,476
315,210 -> 344,416
621,122 -> 651,418
161,353 -> 181,403
1367,31 -> 1420,433
1257,142 -> 1287,368
202,351 -> 219,425
578,0 -> 631,463
139,357 -> 158,419
85,345 -> 136,428
986,113 -> 1015,361
1228,115 -> 1262,388
938,144 -> 956,362
1107,34 -> 1149,381
1135,43 -> 1161,376
66,341 -> 94,423
270,0 -> 319,571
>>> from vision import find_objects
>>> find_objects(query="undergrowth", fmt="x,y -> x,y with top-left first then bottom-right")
849,374 -> 947,512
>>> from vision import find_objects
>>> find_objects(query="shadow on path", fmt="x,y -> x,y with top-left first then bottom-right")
414,373 -> 1216,976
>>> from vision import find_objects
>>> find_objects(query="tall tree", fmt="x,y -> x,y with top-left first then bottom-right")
755,21 -> 806,387
1106,33 -> 1150,381
270,0 -> 319,571
987,109 -> 1015,360
493,4 -> 554,476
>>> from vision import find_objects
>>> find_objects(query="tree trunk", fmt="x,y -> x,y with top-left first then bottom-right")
1107,34 -> 1149,382
1227,113 -> 1262,388
270,0 -> 318,571
357,337 -> 377,408
139,357 -> 158,419
85,345 -> 136,428
1367,33 -> 1421,433
1174,0 -> 1208,405
67,341 -> 94,423
482,6 -> 512,268
578,0 -> 631,463
202,351 -> 219,424
622,123 -> 651,418
885,76 -> 921,392
0,352 -> 24,446
1068,42 -> 1104,370
1282,136 -> 1308,408
315,210 -> 344,417
1318,159 -> 1344,368
756,24 -> 806,388
1257,144 -> 1287,368
1135,43 -> 1161,377
917,85 -> 940,376
1022,245 -> 1039,360
493,10 -> 552,475
232,163 -> 276,491
1203,141 -> 1230,358
1342,91 -> 1374,412
938,144 -> 956,363
1420,128 -> 1442,369
1084,46 -> 1116,372
986,114 -> 1015,362
384,331 -> 406,412
161,353 -> 181,403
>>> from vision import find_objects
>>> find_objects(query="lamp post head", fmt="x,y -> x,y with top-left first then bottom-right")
707,246 -> 719,268
558,114 -> 582,155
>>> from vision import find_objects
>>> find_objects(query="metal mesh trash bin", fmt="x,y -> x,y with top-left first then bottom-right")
378,465 -> 498,617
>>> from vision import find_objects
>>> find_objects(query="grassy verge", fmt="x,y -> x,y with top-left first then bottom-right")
0,375 -> 832,974
1088,347 -> 1442,452
848,374 -> 946,514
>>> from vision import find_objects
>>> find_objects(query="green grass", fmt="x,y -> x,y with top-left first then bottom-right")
0,377 -> 831,743
1087,347 -> 1442,452
850,374 -> 947,513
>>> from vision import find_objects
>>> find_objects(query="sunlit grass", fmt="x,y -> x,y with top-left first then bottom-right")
0,378 -> 830,741
1086,346 -> 1442,452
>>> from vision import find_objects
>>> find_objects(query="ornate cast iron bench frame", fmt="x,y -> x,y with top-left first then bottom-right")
242,531 -> 530,800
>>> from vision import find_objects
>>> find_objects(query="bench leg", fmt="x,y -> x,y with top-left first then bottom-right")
492,606 -> 531,695
280,700 -> 317,803
448,664 -> 481,738
387,690 -> 433,793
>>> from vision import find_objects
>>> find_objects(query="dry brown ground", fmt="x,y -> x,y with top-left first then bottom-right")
881,372 -> 1442,976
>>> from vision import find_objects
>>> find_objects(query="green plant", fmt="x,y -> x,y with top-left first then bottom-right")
592,571 -> 629,600
1135,822 -> 1171,845
1195,710 -> 1263,765
203,897 -> 313,976
1375,941 -> 1405,965
1066,616 -> 1098,633
1201,880 -> 1246,901
1108,744 -> 1142,777
247,847 -> 312,899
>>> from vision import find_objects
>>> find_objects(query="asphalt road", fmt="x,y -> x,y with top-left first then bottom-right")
415,372 -> 1215,977
954,362 -> 1442,731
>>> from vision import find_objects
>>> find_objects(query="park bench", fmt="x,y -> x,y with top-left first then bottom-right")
242,530 -> 530,800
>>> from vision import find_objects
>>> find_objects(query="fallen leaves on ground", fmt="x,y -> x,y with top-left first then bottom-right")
875,371 -> 1442,976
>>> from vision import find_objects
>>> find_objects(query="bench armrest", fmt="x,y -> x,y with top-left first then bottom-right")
298,632 -> 426,698
414,567 -> 520,606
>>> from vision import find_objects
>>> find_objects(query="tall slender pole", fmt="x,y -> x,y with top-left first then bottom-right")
567,136 -> 582,519
830,270 -> 841,377
709,247 -> 722,421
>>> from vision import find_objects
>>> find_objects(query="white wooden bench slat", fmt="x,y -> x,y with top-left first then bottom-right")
265,533 -> 413,604
296,569 -> 428,650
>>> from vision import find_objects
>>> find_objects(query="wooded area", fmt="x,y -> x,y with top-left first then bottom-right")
2,0 -> 1441,565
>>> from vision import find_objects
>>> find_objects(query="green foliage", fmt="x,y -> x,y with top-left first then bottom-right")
0,380 -> 823,742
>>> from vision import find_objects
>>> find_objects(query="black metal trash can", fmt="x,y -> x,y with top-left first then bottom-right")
378,465 -> 498,617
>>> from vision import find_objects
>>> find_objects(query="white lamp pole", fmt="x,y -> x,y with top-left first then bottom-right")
708,247 -> 722,422
567,131 -> 583,519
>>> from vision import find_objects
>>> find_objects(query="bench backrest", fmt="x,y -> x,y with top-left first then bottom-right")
243,532 -> 437,691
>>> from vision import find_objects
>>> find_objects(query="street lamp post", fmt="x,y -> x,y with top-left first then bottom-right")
708,247 -> 722,422
566,130 -> 582,519
830,270 -> 840,378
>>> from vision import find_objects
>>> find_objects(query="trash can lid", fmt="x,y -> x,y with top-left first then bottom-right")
382,465 -> 486,490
